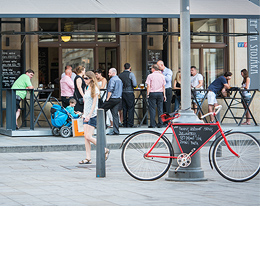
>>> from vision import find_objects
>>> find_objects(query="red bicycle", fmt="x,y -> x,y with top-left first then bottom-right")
121,106 -> 260,182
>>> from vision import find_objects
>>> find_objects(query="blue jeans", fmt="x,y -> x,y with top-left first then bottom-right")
174,95 -> 181,112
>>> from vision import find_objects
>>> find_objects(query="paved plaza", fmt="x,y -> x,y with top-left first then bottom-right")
0,128 -> 259,206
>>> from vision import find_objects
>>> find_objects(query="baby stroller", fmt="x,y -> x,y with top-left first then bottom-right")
50,104 -> 73,138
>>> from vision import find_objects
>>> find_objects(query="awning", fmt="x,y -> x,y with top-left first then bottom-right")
0,0 -> 259,18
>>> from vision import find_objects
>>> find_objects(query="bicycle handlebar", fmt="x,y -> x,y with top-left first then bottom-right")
200,105 -> 222,119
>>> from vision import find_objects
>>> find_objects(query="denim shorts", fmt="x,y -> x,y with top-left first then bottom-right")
83,116 -> 97,128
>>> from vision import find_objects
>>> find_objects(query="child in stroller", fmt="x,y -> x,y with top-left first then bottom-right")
51,98 -> 81,137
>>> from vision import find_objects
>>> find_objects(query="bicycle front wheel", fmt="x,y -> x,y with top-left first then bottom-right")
213,132 -> 260,182
121,131 -> 173,181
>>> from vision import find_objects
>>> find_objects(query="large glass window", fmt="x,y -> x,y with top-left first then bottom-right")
97,18 -> 117,42
191,19 -> 224,43
38,18 -> 59,42
62,49 -> 94,71
61,18 -> 95,42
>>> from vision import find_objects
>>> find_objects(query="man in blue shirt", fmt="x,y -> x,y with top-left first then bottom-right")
102,68 -> 123,135
157,60 -> 173,114
207,72 -> 232,122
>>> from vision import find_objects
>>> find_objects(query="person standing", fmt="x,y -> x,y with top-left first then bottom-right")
146,64 -> 166,128
79,71 -> 109,164
207,72 -> 232,122
172,71 -> 181,112
118,63 -> 137,127
95,69 -> 113,127
190,66 -> 204,114
95,69 -> 107,107
60,69 -> 74,107
157,60 -> 173,114
73,66 -> 86,113
102,68 -> 123,135
240,69 -> 252,125
61,65 -> 76,82
11,69 -> 34,129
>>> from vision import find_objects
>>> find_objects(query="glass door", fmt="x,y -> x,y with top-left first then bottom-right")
203,49 -> 224,88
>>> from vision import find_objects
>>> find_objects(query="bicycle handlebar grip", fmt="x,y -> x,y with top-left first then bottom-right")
214,105 -> 222,115
200,105 -> 222,119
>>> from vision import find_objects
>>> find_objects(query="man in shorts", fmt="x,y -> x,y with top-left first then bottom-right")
11,69 -> 35,129
207,72 -> 232,122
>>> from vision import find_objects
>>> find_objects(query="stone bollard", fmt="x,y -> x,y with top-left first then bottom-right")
96,109 -> 106,178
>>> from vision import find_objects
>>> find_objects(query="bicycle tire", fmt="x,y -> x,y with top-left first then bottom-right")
212,132 -> 260,182
121,130 -> 173,181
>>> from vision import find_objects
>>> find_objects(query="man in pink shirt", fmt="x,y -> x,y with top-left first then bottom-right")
145,64 -> 166,128
60,69 -> 74,107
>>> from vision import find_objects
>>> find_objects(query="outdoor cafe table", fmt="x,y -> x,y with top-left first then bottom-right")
23,88 -> 55,129
190,88 -> 258,125
220,88 -> 258,126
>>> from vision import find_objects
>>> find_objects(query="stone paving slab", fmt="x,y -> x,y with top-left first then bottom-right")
0,147 -> 259,206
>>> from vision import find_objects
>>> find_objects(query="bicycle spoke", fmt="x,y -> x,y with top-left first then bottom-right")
213,132 -> 260,182
122,131 -> 172,181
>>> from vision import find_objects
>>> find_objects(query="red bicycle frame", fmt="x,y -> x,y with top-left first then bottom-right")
145,120 -> 239,159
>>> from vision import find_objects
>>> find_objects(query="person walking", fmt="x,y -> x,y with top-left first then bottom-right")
146,64 -> 166,128
60,69 -> 74,107
101,68 -> 123,135
79,71 -> 109,164
11,69 -> 34,129
157,60 -> 173,114
207,72 -> 232,122
118,63 -> 137,127
240,69 -> 252,125
73,66 -> 86,113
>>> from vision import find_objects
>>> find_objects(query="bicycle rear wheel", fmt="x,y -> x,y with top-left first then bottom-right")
212,132 -> 260,182
121,131 -> 173,181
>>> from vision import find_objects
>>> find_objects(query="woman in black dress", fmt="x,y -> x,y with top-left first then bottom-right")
73,66 -> 86,112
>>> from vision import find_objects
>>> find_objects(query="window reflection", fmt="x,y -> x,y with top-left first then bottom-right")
39,18 -> 59,42
61,18 -> 95,42
62,49 -> 94,72
191,19 -> 224,43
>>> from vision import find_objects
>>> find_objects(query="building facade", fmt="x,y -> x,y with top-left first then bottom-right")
1,17 -> 259,126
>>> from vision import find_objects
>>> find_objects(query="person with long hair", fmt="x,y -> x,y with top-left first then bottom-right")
95,69 -> 113,127
240,69 -> 252,125
79,71 -> 109,164
73,66 -> 86,112
172,71 -> 181,112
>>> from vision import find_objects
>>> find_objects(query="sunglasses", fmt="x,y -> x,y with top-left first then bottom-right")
84,77 -> 90,80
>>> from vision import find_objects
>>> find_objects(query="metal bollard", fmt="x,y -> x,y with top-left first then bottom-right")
96,109 -> 106,178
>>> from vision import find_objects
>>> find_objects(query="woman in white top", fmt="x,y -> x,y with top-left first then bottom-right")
95,69 -> 113,127
241,69 -> 251,125
79,71 -> 109,164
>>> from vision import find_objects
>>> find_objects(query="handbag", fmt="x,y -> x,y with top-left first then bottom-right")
74,90 -> 84,105
78,98 -> 84,105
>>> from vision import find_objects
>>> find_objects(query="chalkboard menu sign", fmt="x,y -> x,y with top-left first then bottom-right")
173,124 -> 219,154
2,50 -> 22,88
147,49 -> 162,69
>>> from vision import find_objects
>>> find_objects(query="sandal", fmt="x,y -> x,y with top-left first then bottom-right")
241,122 -> 250,125
79,158 -> 92,164
105,148 -> 110,161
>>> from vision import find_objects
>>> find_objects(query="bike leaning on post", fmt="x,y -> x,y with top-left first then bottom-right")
120,106 -> 260,182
